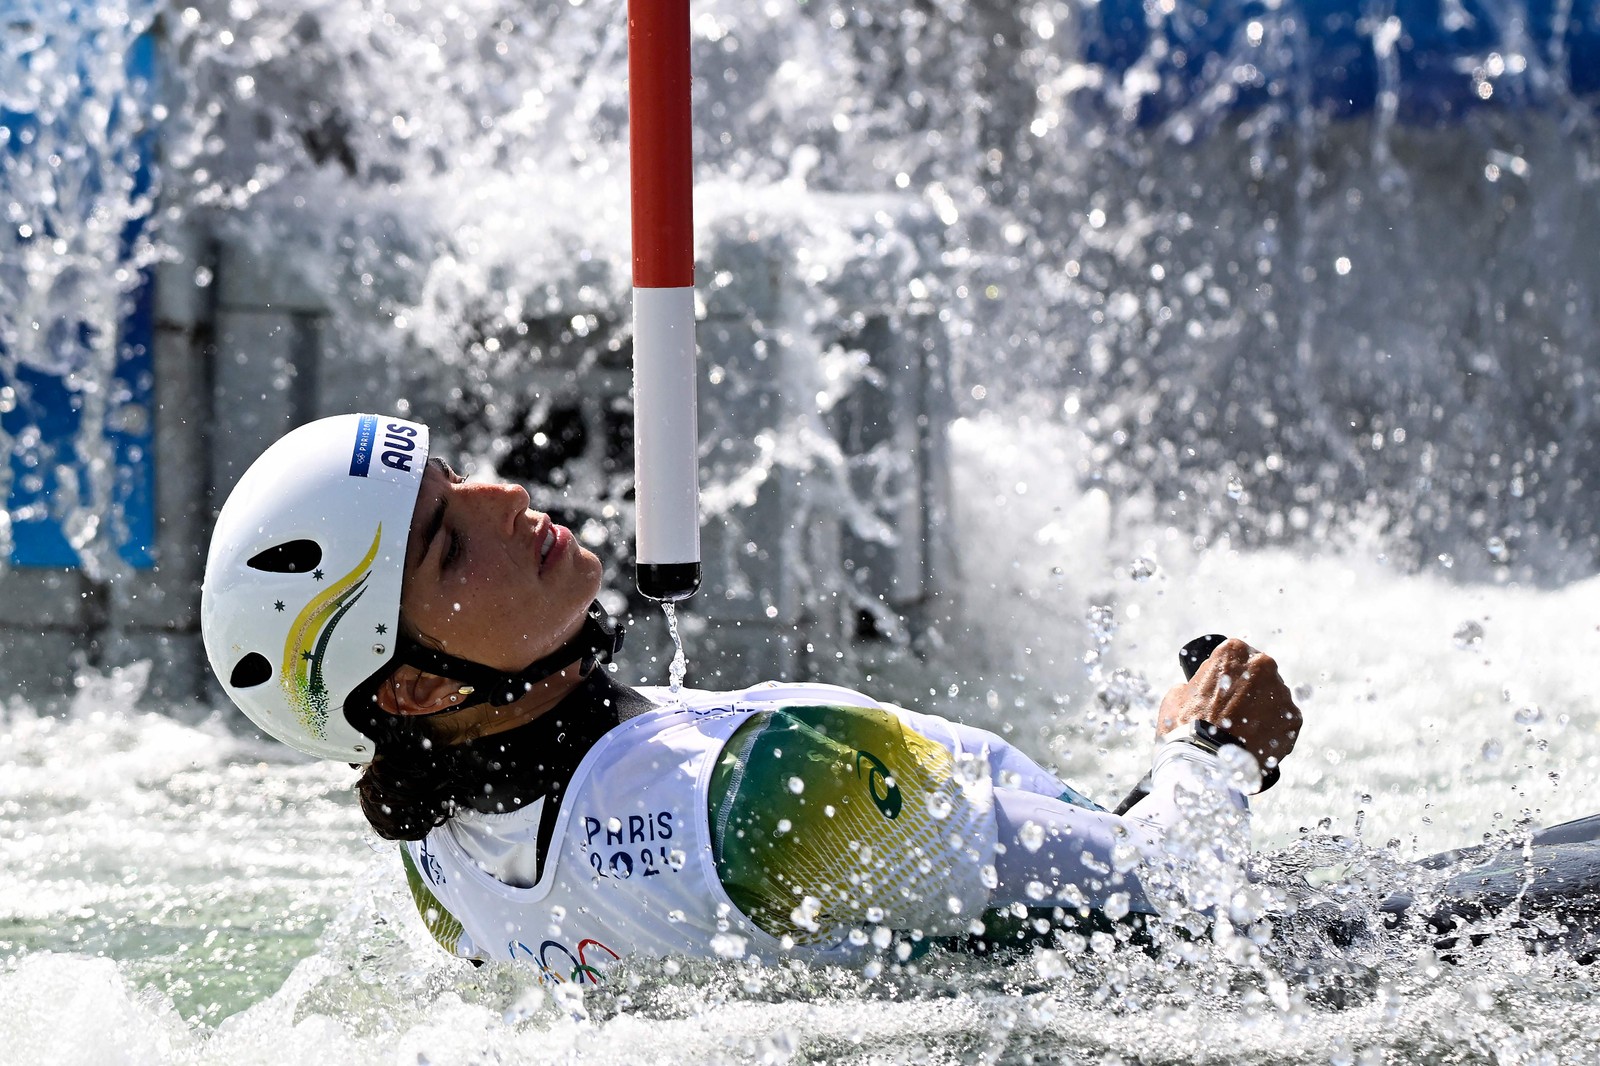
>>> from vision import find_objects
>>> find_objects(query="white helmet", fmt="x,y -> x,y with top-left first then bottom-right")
202,414 -> 429,762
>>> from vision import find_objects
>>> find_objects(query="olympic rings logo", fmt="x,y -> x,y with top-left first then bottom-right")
510,937 -> 621,986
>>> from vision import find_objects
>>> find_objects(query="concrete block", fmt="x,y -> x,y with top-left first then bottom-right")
215,237 -> 331,314
313,326 -> 407,417
113,575 -> 199,634
0,628 -> 81,710
118,327 -> 210,631
0,568 -> 84,627
702,225 -> 787,321
153,222 -> 206,329
700,477 -> 805,624
696,620 -> 803,684
210,309 -> 308,501
834,314 -> 931,611
104,629 -> 209,708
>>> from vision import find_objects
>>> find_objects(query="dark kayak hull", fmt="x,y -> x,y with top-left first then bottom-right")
1380,813 -> 1600,961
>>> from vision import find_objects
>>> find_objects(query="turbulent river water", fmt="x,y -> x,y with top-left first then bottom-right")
4,417 -> 1599,1065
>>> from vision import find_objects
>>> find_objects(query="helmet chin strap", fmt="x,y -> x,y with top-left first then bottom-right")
395,601 -> 624,712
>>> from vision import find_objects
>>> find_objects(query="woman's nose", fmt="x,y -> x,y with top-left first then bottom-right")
462,479 -> 530,516
490,480 -> 531,517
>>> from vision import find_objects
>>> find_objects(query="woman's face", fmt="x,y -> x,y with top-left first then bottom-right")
399,457 -> 603,671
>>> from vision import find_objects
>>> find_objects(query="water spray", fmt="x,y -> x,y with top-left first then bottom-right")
628,0 -> 701,603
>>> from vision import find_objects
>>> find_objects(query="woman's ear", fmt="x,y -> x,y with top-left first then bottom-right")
375,665 -> 464,717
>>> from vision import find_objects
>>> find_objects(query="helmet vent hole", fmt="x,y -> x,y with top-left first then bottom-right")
230,652 -> 274,689
247,540 -> 323,574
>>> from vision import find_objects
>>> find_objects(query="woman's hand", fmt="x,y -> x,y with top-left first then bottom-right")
1156,638 -> 1302,771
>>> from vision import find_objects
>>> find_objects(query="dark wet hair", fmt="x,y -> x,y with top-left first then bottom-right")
342,653 -> 640,842
344,671 -> 467,840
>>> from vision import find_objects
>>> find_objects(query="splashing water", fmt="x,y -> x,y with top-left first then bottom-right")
662,600 -> 688,695
5,0 -> 1600,1062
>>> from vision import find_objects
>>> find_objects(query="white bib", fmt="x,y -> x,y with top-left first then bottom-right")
406,682 -> 987,977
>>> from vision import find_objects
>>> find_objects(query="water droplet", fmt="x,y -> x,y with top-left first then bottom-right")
1226,475 -> 1245,501
502,987 -> 546,1026
1486,536 -> 1510,562
1514,705 -> 1544,725
1481,739 -> 1503,762
1086,604 -> 1117,643
1019,820 -> 1045,852
790,896 -> 823,932
1034,949 -> 1069,980
787,776 -> 804,794
1453,620 -> 1484,649
710,932 -> 748,958
1103,892 -> 1131,921
1129,556 -> 1156,581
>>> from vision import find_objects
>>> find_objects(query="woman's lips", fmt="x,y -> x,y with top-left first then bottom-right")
539,523 -> 570,574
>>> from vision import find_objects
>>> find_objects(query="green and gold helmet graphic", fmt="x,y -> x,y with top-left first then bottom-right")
281,527 -> 382,739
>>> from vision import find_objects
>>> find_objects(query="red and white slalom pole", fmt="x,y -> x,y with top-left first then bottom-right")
628,0 -> 701,602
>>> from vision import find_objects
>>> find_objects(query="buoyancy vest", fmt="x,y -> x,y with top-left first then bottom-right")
401,681 -> 999,977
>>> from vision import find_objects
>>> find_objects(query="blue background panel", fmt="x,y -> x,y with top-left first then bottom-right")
2,29 -> 157,570
1084,0 -> 1600,124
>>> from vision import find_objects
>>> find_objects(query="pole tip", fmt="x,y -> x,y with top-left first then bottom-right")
637,561 -> 701,602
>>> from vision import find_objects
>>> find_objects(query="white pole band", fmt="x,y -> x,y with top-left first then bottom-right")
632,285 -> 701,565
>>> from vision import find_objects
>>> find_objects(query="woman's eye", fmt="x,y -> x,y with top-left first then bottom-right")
443,531 -> 462,568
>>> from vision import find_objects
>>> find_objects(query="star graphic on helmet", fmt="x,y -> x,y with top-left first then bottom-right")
302,650 -> 314,661
274,601 -> 285,612
375,623 -> 388,635
312,568 -> 325,581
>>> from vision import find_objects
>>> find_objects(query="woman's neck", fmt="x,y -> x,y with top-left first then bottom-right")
428,659 -> 593,746
452,667 -> 648,816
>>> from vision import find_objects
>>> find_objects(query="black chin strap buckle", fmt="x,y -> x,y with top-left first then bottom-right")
398,601 -> 624,711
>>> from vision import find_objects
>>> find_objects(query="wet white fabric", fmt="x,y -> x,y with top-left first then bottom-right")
894,712 -> 1076,797
989,740 -> 1247,915
448,797 -> 548,889
405,681 -> 1001,968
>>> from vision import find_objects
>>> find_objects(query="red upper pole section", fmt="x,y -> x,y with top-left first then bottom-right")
628,0 -> 694,289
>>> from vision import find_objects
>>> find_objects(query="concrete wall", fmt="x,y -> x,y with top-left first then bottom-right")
0,195 -> 951,710
0,224 -> 214,712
